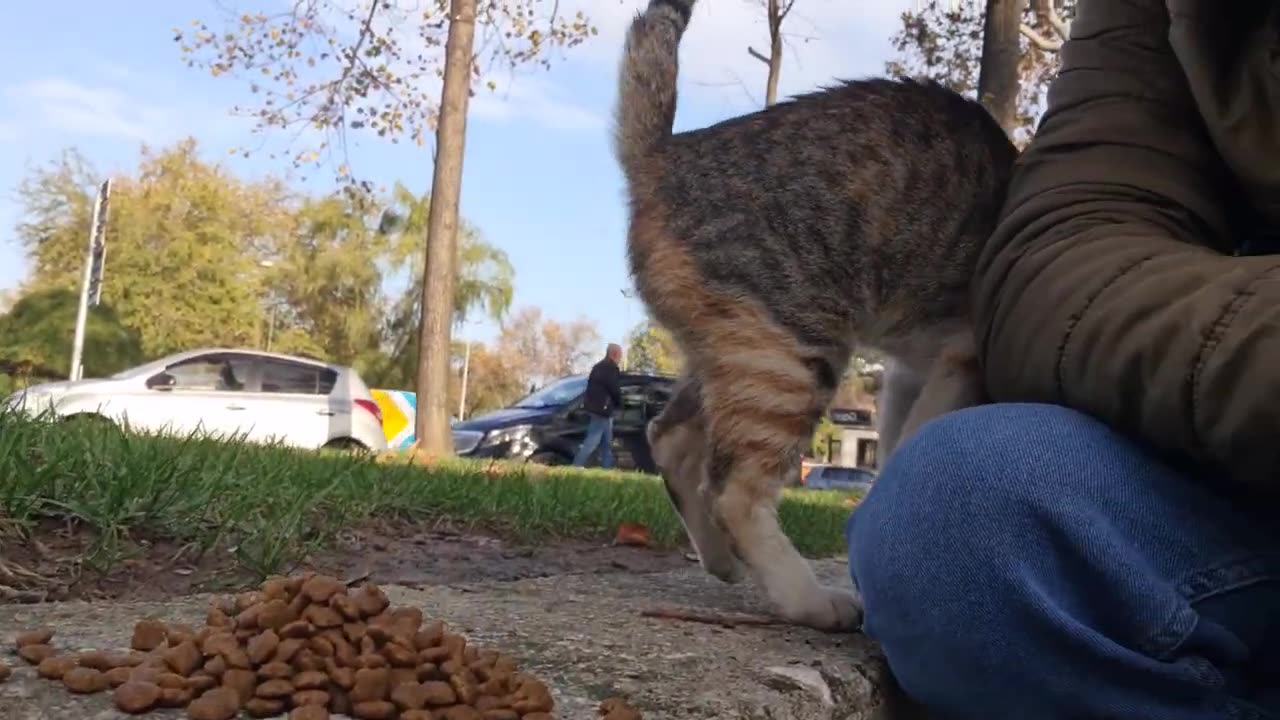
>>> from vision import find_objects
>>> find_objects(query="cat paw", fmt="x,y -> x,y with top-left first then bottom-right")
698,550 -> 747,584
787,586 -> 863,633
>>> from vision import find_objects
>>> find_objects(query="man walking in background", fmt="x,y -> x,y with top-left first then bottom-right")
574,343 -> 624,468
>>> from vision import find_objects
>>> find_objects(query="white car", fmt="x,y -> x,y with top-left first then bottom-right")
3,348 -> 389,453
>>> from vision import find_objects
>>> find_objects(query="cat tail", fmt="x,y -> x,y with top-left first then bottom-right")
614,0 -> 696,178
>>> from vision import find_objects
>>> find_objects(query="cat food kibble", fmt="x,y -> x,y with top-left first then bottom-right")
5,572 -> 647,718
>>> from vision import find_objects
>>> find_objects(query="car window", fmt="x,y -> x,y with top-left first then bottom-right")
512,376 -> 587,408
163,354 -> 253,392
260,359 -> 338,395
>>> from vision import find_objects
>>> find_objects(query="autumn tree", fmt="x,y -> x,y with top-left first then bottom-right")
176,0 -> 596,454
496,306 -> 600,387
625,321 -> 683,375
887,0 -> 1075,142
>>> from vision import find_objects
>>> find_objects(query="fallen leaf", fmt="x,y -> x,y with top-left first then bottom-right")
613,522 -> 650,548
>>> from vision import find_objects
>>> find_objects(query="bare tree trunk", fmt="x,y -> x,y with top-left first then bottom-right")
415,0 -> 477,455
977,0 -> 1022,133
748,0 -> 792,108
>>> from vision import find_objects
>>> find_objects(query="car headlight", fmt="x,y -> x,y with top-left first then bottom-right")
479,424 -> 534,450
452,430 -> 484,455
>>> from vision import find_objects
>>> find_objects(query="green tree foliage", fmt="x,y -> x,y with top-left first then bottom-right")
11,140 -> 513,385
0,288 -> 144,379
886,0 -> 1076,143
625,321 -> 683,375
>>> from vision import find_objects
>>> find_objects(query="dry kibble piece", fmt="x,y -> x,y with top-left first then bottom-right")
481,711 -> 518,720
131,620 -> 168,651
329,665 -> 357,689
449,673 -> 478,705
309,635 -> 335,657
200,632 -> 237,658
167,624 -> 197,647
389,667 -> 419,690
417,664 -> 439,683
188,672 -> 218,694
154,672 -> 187,689
18,643 -> 56,665
104,666 -> 133,687
15,628 -> 54,648
63,667 -> 110,693
187,689 -> 239,720
331,686 -> 353,714
439,706 -> 483,720
523,715 -> 554,720
305,604 -> 345,628
352,700 -> 398,719
260,576 -> 290,600
258,660 -> 293,679
334,637 -> 359,667
256,599 -> 293,632
202,655 -> 227,678
256,677 -> 295,699
165,639 -> 202,676
236,603 -> 263,631
366,625 -> 395,645
350,666 -> 391,702
331,593 -> 361,620
0,662 -> 11,683
357,653 -> 388,669
418,646 -> 451,664
246,629 -> 280,664
291,705 -> 332,720
75,651 -> 113,671
114,680 -> 163,713
420,680 -> 457,706
244,697 -> 287,717
37,655 -> 78,679
221,667 -> 258,705
274,637 -> 306,663
293,688 -> 331,706
234,590 -> 263,613
158,685 -> 193,707
301,574 -> 345,603
401,712 -> 435,720
352,585 -> 390,617
414,623 -> 444,651
206,605 -> 233,629
220,644 -> 251,670
343,622 -> 368,643
294,650 -> 327,672
391,681 -> 431,711
384,641 -> 418,668
129,666 -> 164,684
293,669 -> 329,690
440,658 -> 464,677
280,620 -> 314,639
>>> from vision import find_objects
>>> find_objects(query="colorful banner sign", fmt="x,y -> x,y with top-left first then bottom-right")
371,388 -> 416,449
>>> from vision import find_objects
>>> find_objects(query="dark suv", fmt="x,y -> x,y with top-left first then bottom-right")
450,371 -> 676,473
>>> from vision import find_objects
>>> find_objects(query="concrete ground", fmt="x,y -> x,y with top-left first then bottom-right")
0,559 -> 927,719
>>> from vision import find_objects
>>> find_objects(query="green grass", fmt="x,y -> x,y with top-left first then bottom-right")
0,410 -> 860,579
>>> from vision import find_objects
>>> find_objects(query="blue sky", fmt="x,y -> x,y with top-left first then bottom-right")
0,0 -> 912,348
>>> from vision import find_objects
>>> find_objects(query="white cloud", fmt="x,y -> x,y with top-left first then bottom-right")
4,77 -> 180,142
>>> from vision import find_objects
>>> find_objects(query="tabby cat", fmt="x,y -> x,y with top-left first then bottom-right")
615,0 -> 1017,630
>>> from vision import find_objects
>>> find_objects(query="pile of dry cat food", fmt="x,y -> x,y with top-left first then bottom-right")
2,573 -> 643,720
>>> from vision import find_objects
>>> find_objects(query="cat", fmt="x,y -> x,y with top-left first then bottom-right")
614,0 -> 1017,631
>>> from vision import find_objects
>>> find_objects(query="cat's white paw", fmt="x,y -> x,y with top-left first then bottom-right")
785,585 -> 864,632
700,551 -> 747,584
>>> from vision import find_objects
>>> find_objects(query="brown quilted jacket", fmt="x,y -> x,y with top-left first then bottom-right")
974,0 -> 1280,493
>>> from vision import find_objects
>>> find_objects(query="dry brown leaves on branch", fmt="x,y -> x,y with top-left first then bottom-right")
175,0 -> 597,183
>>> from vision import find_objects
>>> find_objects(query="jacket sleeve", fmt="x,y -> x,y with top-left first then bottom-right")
973,0 -> 1280,494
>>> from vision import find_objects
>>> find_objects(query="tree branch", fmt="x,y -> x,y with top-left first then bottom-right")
1018,23 -> 1062,51
747,46 -> 770,65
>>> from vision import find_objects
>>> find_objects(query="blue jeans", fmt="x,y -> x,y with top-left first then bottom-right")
848,403 -> 1280,720
573,414 -> 614,468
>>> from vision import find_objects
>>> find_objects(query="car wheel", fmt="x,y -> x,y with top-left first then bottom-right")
527,451 -> 569,467
322,438 -> 369,456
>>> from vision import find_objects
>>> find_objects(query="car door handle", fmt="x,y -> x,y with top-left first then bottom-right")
226,404 -> 247,411
316,410 -> 336,417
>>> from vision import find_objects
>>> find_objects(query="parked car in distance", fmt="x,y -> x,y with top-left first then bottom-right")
451,371 -> 676,472
3,348 -> 388,453
803,463 -> 878,492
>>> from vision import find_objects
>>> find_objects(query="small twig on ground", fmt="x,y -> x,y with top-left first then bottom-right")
640,606 -> 786,628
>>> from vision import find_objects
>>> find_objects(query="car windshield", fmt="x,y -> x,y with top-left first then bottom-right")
512,376 -> 587,409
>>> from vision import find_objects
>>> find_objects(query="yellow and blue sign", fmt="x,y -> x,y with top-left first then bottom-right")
370,388 -> 417,449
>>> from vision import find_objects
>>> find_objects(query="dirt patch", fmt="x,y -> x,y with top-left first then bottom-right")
1,518 -> 694,604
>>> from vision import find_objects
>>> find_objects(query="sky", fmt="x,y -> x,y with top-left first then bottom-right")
0,0 -> 915,349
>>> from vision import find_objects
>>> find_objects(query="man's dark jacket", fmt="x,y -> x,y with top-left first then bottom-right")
975,0 -> 1280,494
582,357 -> 623,418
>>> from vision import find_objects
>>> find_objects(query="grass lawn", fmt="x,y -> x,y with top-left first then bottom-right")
0,411 -> 860,580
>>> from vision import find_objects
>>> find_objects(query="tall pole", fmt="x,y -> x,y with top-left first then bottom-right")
620,287 -> 635,370
69,179 -> 111,381
458,338 -> 471,420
